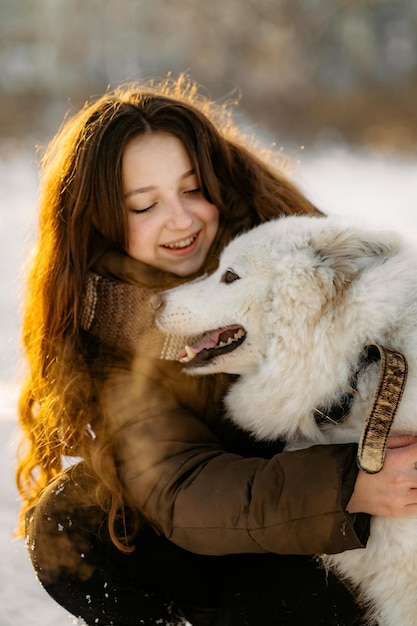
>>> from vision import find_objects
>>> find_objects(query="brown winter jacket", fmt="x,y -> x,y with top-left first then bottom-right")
83,222 -> 370,558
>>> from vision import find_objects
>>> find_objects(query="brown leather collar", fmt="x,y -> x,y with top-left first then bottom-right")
357,344 -> 408,474
314,344 -> 408,474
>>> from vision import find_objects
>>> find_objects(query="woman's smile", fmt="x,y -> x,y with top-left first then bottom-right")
162,230 -> 200,252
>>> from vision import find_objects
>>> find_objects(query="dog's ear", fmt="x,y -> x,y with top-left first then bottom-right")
311,227 -> 402,285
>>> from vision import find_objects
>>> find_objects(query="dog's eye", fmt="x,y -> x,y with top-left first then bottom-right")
221,269 -> 240,284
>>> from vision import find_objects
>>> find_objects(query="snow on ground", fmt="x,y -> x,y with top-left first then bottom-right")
1,146 -> 416,625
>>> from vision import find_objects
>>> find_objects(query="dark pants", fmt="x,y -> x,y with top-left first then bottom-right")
26,463 -> 365,626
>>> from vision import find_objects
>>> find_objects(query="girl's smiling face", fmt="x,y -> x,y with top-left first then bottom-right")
122,132 -> 219,276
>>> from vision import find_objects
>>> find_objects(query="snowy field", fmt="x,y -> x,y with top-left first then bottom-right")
1,146 -> 416,625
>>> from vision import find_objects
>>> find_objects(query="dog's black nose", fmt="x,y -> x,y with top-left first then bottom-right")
150,293 -> 164,310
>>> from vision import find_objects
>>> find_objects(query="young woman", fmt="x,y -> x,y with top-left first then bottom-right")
17,75 -> 417,626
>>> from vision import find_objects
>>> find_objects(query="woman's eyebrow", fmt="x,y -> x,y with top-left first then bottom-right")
125,169 -> 195,198
181,169 -> 195,180
125,185 -> 154,197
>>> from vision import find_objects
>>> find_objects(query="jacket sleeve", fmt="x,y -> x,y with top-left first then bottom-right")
105,356 -> 369,557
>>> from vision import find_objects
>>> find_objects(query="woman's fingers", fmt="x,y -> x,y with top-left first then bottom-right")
387,435 -> 417,449
347,441 -> 417,516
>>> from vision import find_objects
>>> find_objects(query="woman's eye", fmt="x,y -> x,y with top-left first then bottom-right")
221,269 -> 240,284
185,187 -> 201,195
130,203 -> 156,214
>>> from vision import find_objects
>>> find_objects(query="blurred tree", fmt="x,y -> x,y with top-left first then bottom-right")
0,0 -> 416,151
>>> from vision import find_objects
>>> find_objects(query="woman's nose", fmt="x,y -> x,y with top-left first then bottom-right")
166,199 -> 193,229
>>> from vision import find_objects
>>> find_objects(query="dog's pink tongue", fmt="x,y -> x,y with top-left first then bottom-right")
177,330 -> 220,363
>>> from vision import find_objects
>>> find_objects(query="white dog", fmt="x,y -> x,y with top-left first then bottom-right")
156,214 -> 417,626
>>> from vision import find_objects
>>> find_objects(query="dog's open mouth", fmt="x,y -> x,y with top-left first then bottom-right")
177,325 -> 247,368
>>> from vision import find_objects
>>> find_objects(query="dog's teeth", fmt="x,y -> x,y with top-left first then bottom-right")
185,345 -> 197,359
179,345 -> 197,363
218,331 -> 245,349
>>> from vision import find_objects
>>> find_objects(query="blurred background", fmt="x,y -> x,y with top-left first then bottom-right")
1,2 -> 417,624
1,0 -> 417,154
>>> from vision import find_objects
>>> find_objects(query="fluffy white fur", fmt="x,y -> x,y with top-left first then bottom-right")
156,214 -> 417,625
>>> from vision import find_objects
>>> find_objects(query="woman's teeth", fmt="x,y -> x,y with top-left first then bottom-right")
164,235 -> 196,250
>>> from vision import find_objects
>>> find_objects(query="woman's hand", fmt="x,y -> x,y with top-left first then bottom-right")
347,435 -> 417,516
